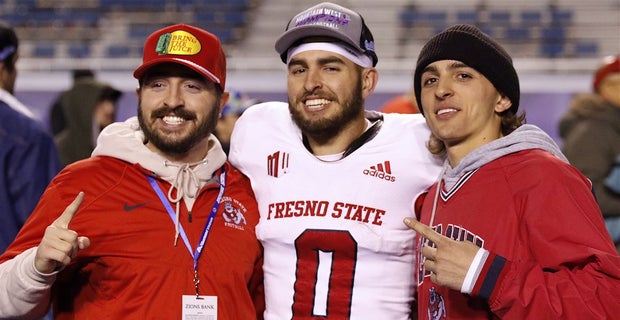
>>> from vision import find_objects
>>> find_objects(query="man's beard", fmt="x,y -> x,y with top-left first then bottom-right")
289,81 -> 364,145
137,101 -> 220,157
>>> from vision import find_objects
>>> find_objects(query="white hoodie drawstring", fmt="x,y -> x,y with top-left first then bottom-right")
429,164 -> 448,228
164,159 -> 208,245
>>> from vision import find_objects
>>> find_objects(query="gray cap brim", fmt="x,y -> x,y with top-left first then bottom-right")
275,24 -> 363,58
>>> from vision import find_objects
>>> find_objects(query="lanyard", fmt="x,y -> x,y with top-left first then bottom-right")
146,166 -> 226,296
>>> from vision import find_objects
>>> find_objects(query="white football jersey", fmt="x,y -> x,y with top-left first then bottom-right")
229,102 -> 443,319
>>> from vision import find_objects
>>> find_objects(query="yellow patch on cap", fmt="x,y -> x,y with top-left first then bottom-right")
155,30 -> 202,56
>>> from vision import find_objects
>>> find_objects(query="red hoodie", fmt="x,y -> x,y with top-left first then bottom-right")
0,118 -> 264,319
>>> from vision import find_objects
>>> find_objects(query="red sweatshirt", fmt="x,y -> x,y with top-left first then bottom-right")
0,157 -> 264,319
417,149 -> 620,319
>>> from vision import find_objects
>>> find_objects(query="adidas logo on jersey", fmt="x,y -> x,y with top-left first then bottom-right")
363,161 -> 396,182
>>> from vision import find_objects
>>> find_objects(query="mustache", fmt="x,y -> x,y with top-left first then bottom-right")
302,90 -> 330,100
150,107 -> 196,120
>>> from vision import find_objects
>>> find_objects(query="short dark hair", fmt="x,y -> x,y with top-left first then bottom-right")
72,69 -> 95,81
0,23 -> 18,72
98,86 -> 123,103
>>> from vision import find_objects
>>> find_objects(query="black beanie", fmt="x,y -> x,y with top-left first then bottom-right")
413,24 -> 520,116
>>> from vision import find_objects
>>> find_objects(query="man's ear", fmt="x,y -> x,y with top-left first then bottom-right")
361,68 -> 378,99
219,91 -> 230,116
494,94 -> 512,113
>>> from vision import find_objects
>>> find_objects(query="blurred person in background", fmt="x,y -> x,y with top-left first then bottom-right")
214,89 -> 257,155
50,70 -> 123,166
380,89 -> 419,114
606,155 -> 620,194
559,54 -> 620,251
49,69 -> 96,135
0,23 -> 61,254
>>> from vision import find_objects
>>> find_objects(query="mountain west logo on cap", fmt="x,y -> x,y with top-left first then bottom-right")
294,6 -> 350,31
274,2 -> 378,66
293,6 -> 374,53
155,30 -> 201,56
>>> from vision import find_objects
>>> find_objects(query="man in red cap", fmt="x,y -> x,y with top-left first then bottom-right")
0,24 -> 264,319
560,54 -> 620,252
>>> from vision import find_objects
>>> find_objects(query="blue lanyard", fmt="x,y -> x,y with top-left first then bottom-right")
146,166 -> 226,272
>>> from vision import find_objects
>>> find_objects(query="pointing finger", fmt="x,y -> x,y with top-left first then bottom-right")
52,192 -> 84,229
403,217 -> 444,245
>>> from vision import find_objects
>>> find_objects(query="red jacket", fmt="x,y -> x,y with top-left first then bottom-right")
417,150 -> 620,319
0,156 -> 264,319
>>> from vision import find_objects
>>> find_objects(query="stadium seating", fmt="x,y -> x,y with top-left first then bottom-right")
394,0 -> 616,61
0,0 -> 617,71
1,0 -> 252,59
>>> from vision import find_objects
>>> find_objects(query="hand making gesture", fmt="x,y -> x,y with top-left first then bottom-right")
34,192 -> 90,274
404,217 -> 480,291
